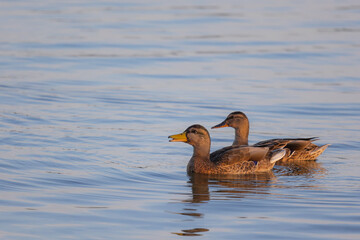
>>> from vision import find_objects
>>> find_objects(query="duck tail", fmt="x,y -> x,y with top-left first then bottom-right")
312,144 -> 330,154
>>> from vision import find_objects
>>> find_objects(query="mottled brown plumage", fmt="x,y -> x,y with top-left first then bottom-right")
212,111 -> 330,161
169,124 -> 287,174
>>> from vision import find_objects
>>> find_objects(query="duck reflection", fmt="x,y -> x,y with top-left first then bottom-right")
171,162 -> 325,237
172,228 -> 209,236
275,160 -> 327,176
171,172 -> 275,237
186,172 -> 276,203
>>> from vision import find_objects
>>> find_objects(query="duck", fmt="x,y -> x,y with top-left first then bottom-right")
211,111 -> 330,161
169,124 -> 287,174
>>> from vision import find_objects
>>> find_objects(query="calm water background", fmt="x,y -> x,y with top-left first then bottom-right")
0,0 -> 360,239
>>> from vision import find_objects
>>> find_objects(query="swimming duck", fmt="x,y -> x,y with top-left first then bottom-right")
212,111 -> 330,161
169,124 -> 287,174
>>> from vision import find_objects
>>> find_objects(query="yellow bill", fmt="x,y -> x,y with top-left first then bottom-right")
168,132 -> 187,142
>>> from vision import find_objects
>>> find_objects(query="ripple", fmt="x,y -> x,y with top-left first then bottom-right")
0,0 -> 360,239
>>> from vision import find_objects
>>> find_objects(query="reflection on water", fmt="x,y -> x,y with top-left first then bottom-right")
172,228 -> 209,237
186,172 -> 276,203
276,160 -> 327,177
171,173 -> 277,237
170,162 -> 331,238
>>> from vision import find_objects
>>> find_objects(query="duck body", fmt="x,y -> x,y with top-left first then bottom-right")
169,124 -> 286,174
212,111 -> 329,161
253,137 -> 330,161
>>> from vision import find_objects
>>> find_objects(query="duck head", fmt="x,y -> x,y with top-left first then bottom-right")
211,111 -> 250,146
211,111 -> 249,129
169,124 -> 210,148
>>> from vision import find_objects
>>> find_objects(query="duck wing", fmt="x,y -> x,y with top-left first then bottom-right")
211,146 -> 269,166
254,137 -> 318,151
210,145 -> 234,161
253,138 -> 291,150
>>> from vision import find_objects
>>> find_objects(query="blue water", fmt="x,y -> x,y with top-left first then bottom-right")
0,1 -> 360,239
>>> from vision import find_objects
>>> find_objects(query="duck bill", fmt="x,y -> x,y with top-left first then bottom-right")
169,132 -> 187,142
211,120 -> 229,129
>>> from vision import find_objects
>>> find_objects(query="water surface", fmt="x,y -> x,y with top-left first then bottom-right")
0,1 -> 360,239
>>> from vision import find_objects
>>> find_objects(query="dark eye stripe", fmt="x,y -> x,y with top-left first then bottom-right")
189,129 -> 201,134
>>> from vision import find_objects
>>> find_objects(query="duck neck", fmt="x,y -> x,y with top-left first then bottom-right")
233,125 -> 249,146
187,143 -> 211,173
192,144 -> 210,161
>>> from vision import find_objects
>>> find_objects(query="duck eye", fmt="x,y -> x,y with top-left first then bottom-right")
191,129 -> 198,134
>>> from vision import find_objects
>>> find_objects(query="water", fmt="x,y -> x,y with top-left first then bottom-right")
0,0 -> 360,239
